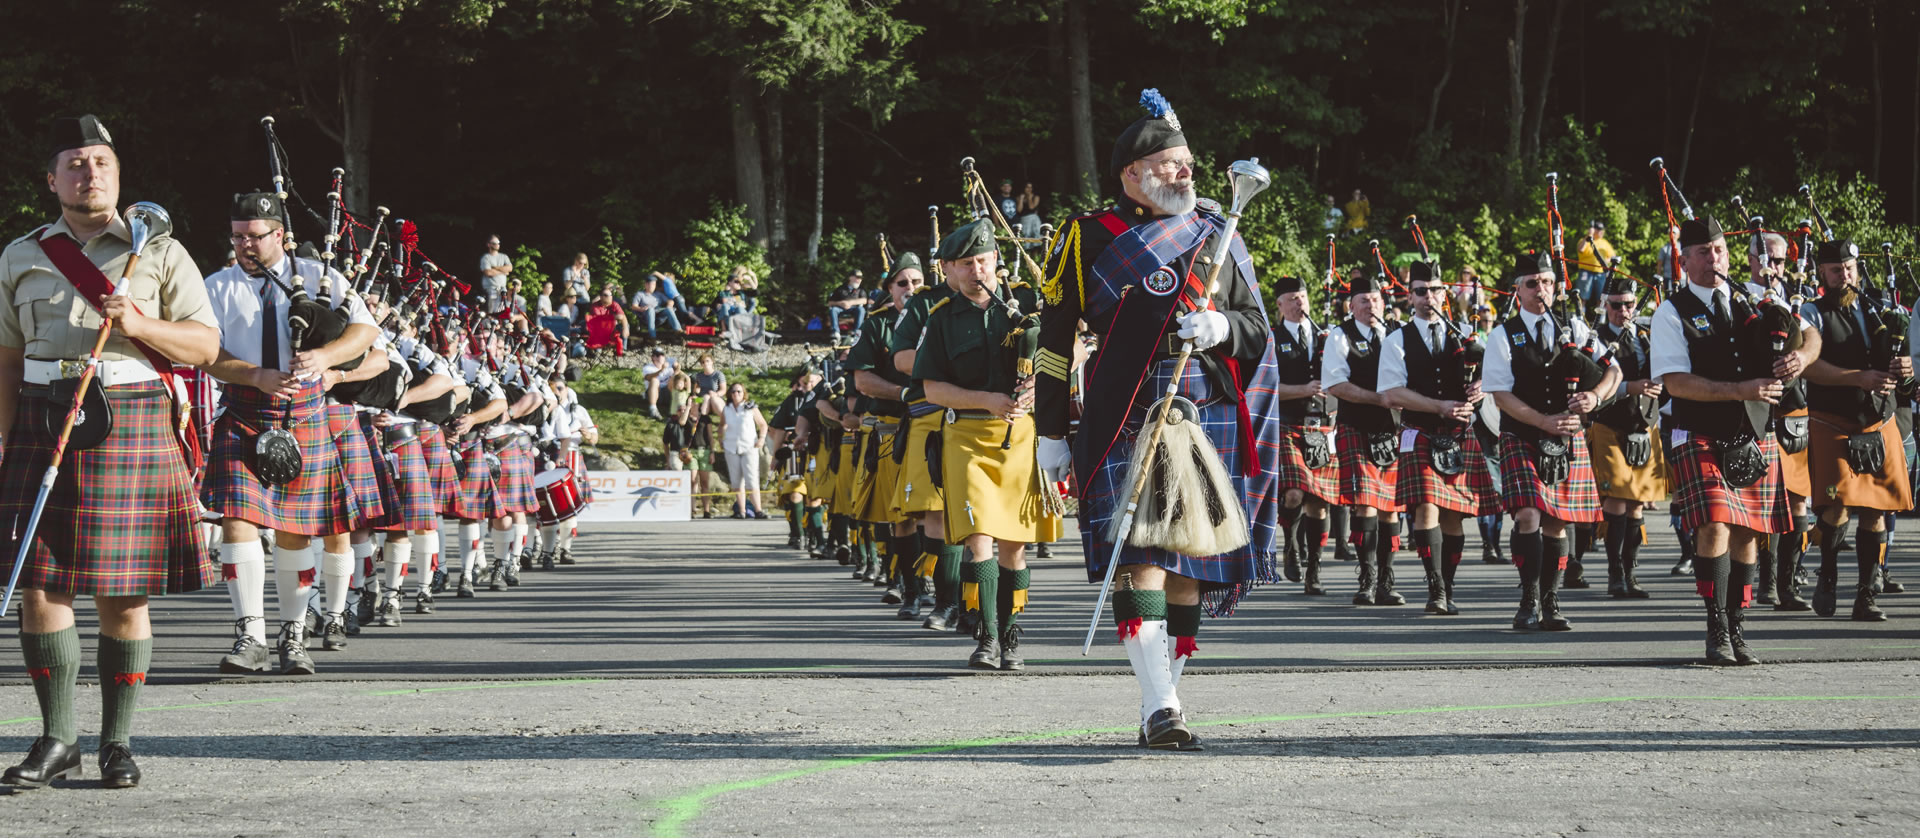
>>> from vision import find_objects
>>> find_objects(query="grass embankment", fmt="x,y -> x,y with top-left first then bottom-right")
573,363 -> 796,470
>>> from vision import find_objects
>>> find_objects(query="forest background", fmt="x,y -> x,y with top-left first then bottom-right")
4,0 -> 1919,322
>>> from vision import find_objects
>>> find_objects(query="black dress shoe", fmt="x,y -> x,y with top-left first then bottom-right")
922,603 -> 956,632
1035,542 -> 1052,559
97,742 -> 140,789
967,637 -> 1002,670
2,736 -> 81,788
1143,707 -> 1198,751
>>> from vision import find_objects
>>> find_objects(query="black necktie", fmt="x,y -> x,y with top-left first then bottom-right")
1712,289 -> 1730,329
261,279 -> 281,373
1534,317 -> 1547,350
1430,322 -> 1443,354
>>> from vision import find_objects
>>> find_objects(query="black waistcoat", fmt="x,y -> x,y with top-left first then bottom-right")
1666,288 -> 1771,439
1336,319 -> 1394,432
1809,292 -> 1893,425
1593,321 -> 1653,432
1273,319 -> 1328,423
1399,319 -> 1465,431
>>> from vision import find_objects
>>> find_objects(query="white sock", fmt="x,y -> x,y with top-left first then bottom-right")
350,539 -> 374,590
272,544 -> 316,627
221,540 -> 268,643
494,528 -> 515,568
320,551 -> 354,617
383,540 -> 411,591
416,529 -> 440,593
1120,619 -> 1179,724
512,522 -> 528,557
558,520 -> 577,552
460,521 -> 484,575
539,524 -> 558,555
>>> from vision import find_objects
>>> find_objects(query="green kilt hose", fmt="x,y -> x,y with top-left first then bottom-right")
1496,432 -> 1601,524
1336,424 -> 1403,511
1668,433 -> 1790,534
203,382 -> 357,537
1275,423 -> 1341,504
487,434 -> 539,517
1395,428 -> 1501,516
355,410 -> 405,530
0,381 -> 211,596
449,432 -> 492,520
328,403 -> 386,529
418,423 -> 461,514
380,423 -> 440,532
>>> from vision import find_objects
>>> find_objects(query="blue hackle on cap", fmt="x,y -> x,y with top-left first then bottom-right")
1140,88 -> 1170,119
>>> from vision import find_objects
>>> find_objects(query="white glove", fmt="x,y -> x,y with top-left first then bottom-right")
1176,309 -> 1230,351
1037,436 -> 1073,481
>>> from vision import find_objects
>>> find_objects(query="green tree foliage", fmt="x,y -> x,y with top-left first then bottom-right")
676,201 -> 773,304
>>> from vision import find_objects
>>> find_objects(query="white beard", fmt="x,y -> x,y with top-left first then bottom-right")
1140,167 -> 1197,216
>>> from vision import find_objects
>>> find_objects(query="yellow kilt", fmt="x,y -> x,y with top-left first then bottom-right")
805,439 -> 835,502
857,423 -> 905,523
1778,408 -> 1811,499
781,474 -> 808,498
1808,411 -> 1913,512
831,433 -> 860,514
940,413 -> 1063,544
891,410 -> 946,517
1589,422 -> 1669,502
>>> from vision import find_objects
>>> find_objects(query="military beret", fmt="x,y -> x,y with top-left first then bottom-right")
1815,238 -> 1860,264
1508,250 -> 1553,280
1272,275 -> 1305,295
889,250 -> 923,279
1407,260 -> 1439,284
1110,88 -> 1189,176
47,114 -> 114,158
1347,274 -> 1382,296
1678,216 -> 1725,248
1603,275 -> 1638,296
231,192 -> 284,222
935,219 -> 996,262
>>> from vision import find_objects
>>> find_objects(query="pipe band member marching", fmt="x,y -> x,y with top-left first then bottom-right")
768,366 -> 823,551
1743,231 -> 1819,610
1588,275 -> 1668,599
914,219 -> 1060,673
845,252 -> 930,616
1,115 -> 221,789
446,323 -> 511,598
1321,272 -> 1405,607
1033,90 -> 1285,750
1485,250 -> 1619,633
201,191 -> 381,676
1379,259 -> 1500,616
889,252 -> 967,632
1267,276 -> 1341,596
1799,238 -> 1913,622
1650,217 -> 1810,665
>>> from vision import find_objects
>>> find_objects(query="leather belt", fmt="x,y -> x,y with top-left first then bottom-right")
23,358 -> 161,386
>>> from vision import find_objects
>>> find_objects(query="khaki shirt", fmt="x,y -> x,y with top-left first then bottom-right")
0,213 -> 217,361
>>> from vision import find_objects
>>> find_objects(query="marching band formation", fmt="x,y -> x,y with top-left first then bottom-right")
3,86 -> 1917,789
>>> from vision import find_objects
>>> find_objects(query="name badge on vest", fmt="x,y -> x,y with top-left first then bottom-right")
1689,314 -> 1712,332
1354,340 -> 1370,355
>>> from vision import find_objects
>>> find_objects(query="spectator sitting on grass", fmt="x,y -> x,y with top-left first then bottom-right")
558,290 -> 582,324
692,353 -> 727,402
586,288 -> 630,355
536,280 -> 556,317
630,274 -> 682,339
642,347 -> 678,419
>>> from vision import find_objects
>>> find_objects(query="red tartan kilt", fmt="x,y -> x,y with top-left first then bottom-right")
1275,424 -> 1341,504
449,434 -> 490,521
0,382 -> 210,596
329,405 -> 386,530
1394,428 -> 1501,516
490,439 -> 539,517
381,427 -> 440,532
418,425 -> 461,515
1668,433 -> 1789,534
201,384 -> 356,537
356,412 -> 407,531
1335,425 -> 1403,512
1496,433 -> 1601,524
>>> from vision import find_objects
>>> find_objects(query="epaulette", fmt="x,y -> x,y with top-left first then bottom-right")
9,225 -> 52,248
927,297 -> 952,314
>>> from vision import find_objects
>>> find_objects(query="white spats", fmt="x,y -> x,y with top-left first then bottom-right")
383,540 -> 412,590
320,551 -> 355,617
1120,619 -> 1181,724
221,540 -> 268,642
272,544 -> 316,625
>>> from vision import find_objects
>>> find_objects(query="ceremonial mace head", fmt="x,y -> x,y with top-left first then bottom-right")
1224,158 -> 1272,218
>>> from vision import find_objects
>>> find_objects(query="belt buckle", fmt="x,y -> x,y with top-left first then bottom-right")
59,359 -> 88,380
944,408 -> 957,424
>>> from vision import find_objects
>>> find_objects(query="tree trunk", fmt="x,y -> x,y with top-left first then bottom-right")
1911,17 -> 1918,223
1047,2 -> 1072,200
1524,0 -> 1568,162
728,68 -> 769,249
340,43 -> 376,217
1869,5 -> 1883,181
1503,0 -> 1527,204
808,99 -> 824,266
1065,0 -> 1098,197
1676,27 -> 1713,186
766,89 -> 788,261
1424,0 -> 1463,139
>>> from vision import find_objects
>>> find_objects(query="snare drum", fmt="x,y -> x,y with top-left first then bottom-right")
565,448 -> 595,502
535,467 -> 584,525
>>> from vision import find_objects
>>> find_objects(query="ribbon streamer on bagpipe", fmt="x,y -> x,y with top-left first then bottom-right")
1650,156 -> 1694,299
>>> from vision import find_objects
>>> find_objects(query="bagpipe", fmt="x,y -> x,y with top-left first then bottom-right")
1398,216 -> 1486,475
260,117 -> 362,372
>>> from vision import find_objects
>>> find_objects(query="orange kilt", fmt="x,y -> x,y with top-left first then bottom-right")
1777,409 -> 1812,499
1807,411 -> 1912,512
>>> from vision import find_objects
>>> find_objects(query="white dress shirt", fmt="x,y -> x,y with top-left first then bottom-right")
1484,307 -> 1603,393
1377,314 -> 1451,392
1650,280 -> 1735,380
203,256 -> 372,372
1319,317 -> 1386,390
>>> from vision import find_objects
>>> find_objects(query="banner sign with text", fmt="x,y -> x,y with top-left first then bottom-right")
574,470 -> 693,522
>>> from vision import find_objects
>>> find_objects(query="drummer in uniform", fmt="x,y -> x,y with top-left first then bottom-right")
0,115 -> 219,788
1269,276 -> 1340,595
847,252 -> 930,616
914,219 -> 1061,671
1587,275 -> 1667,598
1800,239 -> 1913,622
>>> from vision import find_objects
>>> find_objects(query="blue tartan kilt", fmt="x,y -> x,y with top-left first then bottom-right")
202,382 -> 356,537
1079,356 -> 1276,616
329,404 -> 387,530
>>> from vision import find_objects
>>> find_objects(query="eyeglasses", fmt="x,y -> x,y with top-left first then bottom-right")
1607,301 -> 1636,310
1521,279 -> 1549,289
1144,156 -> 1195,172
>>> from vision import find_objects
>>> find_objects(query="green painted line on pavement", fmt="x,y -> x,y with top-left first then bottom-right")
365,678 -> 611,696
642,693 -> 1920,838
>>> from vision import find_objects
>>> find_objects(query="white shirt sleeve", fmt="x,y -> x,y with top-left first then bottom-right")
1377,327 -> 1410,392
1320,325 -> 1354,389
1483,324 -> 1516,393
1649,299 -> 1691,380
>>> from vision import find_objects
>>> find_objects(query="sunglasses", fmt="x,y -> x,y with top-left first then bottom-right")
1407,287 -> 1439,296
894,279 -> 918,288
1607,301 -> 1636,310
1768,257 -> 1788,267
1521,279 -> 1549,289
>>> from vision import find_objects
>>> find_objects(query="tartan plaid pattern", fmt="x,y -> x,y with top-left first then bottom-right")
381,426 -> 440,532
1081,355 -> 1279,617
1669,433 -> 1790,534
1496,432 -> 1602,524
0,382 -> 211,596
329,404 -> 387,530
356,412 -> 405,531
418,424 -> 461,514
1275,424 -> 1342,504
1394,428 -> 1501,516
1335,424 -> 1403,512
202,382 -> 356,537
449,433 -> 491,521
488,436 -> 539,518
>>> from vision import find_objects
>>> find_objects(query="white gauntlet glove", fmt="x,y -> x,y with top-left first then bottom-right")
1037,436 -> 1073,481
1175,309 -> 1230,351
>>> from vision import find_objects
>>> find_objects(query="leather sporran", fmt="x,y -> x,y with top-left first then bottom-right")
1302,424 -> 1332,469
1366,430 -> 1398,467
1776,414 -> 1810,455
251,426 -> 303,487
1714,434 -> 1767,488
1623,431 -> 1653,468
1845,431 -> 1887,477
1428,431 -> 1465,476
1535,437 -> 1571,486
42,376 -> 112,451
